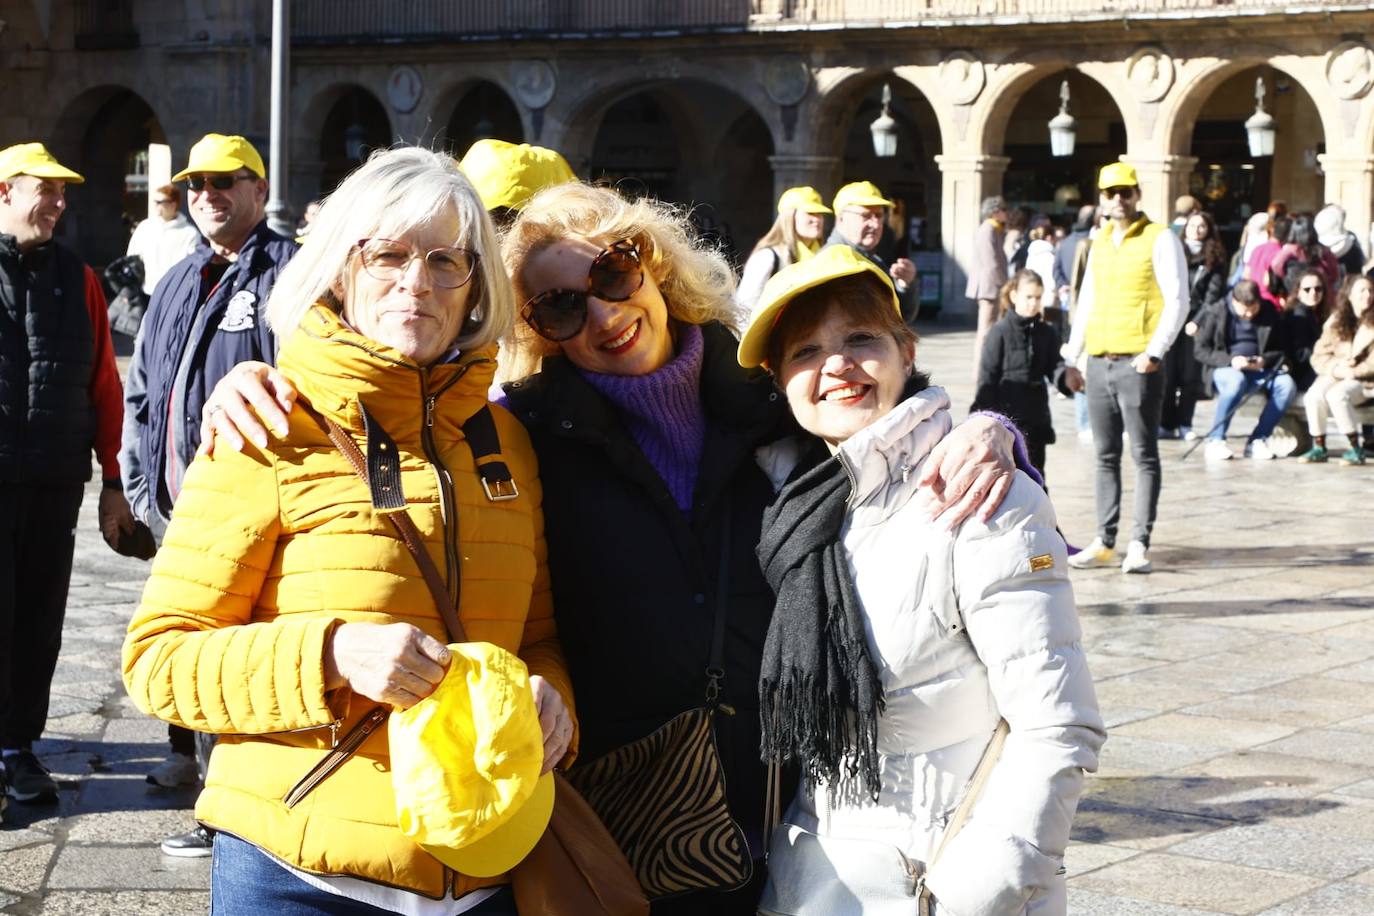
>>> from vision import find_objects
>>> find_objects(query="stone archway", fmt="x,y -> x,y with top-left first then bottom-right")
51,86 -> 167,265
443,81 -> 525,156
311,85 -> 393,196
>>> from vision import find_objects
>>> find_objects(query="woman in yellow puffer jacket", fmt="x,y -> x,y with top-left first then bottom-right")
121,147 -> 574,915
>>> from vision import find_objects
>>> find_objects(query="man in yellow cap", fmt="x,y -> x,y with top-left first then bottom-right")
1064,162 -> 1188,575
826,180 -> 916,319
0,142 -> 135,809
119,134 -> 297,850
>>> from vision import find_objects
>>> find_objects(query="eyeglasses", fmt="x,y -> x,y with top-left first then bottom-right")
185,174 -> 257,193
1299,284 -> 1325,294
356,237 -> 480,289
521,239 -> 644,342
1102,186 -> 1136,200
840,209 -> 885,225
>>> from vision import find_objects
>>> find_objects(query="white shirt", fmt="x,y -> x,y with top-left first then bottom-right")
1065,218 -> 1189,361
126,213 -> 203,293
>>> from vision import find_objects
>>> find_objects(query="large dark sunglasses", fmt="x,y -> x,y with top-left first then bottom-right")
185,174 -> 258,192
356,238 -> 479,289
521,238 -> 644,342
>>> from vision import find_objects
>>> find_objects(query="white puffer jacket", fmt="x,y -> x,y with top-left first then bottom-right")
757,387 -> 1105,916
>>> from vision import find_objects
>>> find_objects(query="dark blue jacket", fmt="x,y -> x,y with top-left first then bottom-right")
120,220 -> 296,536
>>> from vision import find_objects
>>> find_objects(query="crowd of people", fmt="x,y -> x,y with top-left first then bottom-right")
0,124 -> 1364,915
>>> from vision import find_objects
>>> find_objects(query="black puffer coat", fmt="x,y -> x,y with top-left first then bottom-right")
501,321 -> 792,856
971,310 -> 1068,441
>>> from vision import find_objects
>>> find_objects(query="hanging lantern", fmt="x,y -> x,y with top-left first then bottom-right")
1048,80 -> 1077,158
1245,76 -> 1277,158
870,83 -> 898,158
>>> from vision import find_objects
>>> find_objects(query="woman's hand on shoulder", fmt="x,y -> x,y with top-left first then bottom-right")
530,675 -> 574,774
324,622 -> 452,709
915,413 -> 1016,530
199,361 -> 298,457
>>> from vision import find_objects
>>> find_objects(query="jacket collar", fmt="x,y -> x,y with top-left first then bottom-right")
278,302 -> 496,445
190,219 -> 286,274
1105,213 -> 1153,244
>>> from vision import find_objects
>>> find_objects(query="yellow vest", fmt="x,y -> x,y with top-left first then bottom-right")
1085,215 -> 1165,355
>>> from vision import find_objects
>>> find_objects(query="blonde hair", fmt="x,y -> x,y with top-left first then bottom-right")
265,146 -> 514,352
751,210 -> 802,263
500,182 -> 737,376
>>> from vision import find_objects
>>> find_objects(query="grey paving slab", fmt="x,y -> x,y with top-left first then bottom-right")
1171,822 -> 1374,880
1256,729 -> 1374,770
1255,882 -> 1374,915
0,844 -> 57,896
45,847 -> 209,891
1068,852 -> 1325,914
1067,889 -> 1229,915
24,891 -> 211,916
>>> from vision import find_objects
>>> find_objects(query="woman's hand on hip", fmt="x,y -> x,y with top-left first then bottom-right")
530,675 -> 573,774
198,360 -> 299,457
916,413 -> 1015,529
324,622 -> 452,709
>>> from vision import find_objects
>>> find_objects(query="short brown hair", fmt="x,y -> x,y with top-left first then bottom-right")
765,273 -> 918,375
1231,279 -> 1261,306
155,184 -> 180,206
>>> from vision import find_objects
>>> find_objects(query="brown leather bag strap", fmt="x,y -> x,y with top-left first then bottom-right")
298,398 -> 467,643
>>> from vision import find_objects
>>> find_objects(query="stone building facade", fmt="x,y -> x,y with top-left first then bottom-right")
6,0 -> 1374,313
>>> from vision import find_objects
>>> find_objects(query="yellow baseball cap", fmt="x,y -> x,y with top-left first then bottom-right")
171,134 -> 266,182
738,244 -> 898,368
777,186 -> 832,216
1097,162 -> 1139,190
0,143 -> 84,184
459,139 -> 575,212
832,180 -> 894,214
389,641 -> 554,878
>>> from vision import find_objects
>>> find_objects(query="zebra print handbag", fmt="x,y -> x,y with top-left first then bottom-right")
563,519 -> 753,899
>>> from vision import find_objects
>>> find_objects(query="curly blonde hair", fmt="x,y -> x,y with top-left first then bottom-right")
500,182 -> 737,378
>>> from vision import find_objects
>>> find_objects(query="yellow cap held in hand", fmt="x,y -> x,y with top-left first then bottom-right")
172,134 -> 266,182
389,641 -> 554,878
0,143 -> 84,184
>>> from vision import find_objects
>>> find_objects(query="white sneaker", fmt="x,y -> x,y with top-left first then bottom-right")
1181,427 -> 1199,442
146,752 -> 199,788
1204,439 -> 1234,462
1244,438 -> 1275,460
1067,538 -> 1117,569
1121,540 -> 1153,574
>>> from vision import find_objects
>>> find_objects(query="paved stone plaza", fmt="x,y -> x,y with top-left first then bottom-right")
1,323 -> 1372,914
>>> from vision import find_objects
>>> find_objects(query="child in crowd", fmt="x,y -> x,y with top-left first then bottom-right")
973,269 -> 1083,479
1297,273 -> 1374,466
1192,280 -> 1295,461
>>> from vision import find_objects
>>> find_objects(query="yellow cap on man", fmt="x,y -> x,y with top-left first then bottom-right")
0,143 -> 84,184
1097,162 -> 1139,190
832,180 -> 895,214
171,134 -> 266,182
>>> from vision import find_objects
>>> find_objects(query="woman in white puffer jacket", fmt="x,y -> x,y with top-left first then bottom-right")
738,244 -> 1105,916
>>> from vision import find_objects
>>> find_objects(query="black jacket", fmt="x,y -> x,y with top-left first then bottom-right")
1192,302 -> 1290,395
0,235 -> 97,485
1187,257 -> 1228,321
501,322 -> 793,847
971,310 -> 1068,440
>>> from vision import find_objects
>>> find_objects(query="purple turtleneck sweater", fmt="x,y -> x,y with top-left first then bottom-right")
580,323 -> 706,512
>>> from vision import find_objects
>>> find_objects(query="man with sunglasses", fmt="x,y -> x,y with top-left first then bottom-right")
825,181 -> 916,319
125,183 -> 202,295
118,133 -> 296,854
1064,163 -> 1188,575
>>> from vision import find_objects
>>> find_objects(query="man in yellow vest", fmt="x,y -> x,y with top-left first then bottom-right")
1064,163 -> 1188,574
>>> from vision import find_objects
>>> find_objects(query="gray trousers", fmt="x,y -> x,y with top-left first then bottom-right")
1087,356 -> 1165,548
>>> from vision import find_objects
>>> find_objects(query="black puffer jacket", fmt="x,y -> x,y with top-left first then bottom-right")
971,310 -> 1069,440
501,321 -> 793,852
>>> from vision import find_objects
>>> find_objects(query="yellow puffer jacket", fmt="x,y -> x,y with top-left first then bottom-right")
122,303 -> 575,901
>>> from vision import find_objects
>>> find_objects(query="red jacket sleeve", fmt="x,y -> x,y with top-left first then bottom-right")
84,266 -> 123,480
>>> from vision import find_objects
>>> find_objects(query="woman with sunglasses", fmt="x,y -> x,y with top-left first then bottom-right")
1297,273 -> 1374,466
496,182 -> 1029,914
122,147 -> 573,914
738,245 -> 1103,916
200,177 -> 1027,914
1283,267 -> 1326,390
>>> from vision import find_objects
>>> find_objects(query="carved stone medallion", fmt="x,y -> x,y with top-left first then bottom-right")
1126,47 -> 1174,102
939,52 -> 985,105
764,57 -> 812,107
511,60 -> 557,110
1328,42 -> 1374,100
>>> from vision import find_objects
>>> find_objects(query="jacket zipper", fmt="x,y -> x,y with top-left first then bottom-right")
282,705 -> 388,808
418,365 -> 477,600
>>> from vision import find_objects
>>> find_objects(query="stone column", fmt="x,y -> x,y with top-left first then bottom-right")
934,153 -> 1009,318
1319,154 -> 1374,251
1120,154 -> 1198,226
768,154 -> 842,204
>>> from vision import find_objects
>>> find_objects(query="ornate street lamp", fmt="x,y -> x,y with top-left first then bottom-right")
1048,80 -> 1077,158
870,83 -> 898,158
1245,76 -> 1277,158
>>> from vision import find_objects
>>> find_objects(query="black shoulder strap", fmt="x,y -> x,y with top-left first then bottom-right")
705,509 -> 731,709
463,406 -> 519,501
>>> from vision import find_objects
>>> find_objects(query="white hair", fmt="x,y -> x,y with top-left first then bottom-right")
265,146 -> 514,352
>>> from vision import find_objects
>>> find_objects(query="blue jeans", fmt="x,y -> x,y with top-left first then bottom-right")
211,833 -> 517,915
1208,367 -> 1297,441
